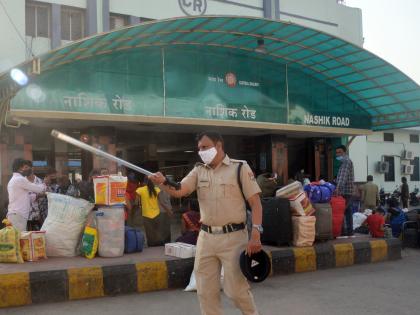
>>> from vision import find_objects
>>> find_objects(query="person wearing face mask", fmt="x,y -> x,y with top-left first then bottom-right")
335,145 -> 355,236
149,131 -> 263,315
6,158 -> 46,232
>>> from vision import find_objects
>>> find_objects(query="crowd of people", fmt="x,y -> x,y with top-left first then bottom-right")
4,157 -> 200,248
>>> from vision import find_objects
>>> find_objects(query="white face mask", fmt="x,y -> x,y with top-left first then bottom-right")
198,147 -> 217,165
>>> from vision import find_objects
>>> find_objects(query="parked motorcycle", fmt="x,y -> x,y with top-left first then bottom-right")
410,187 -> 420,207
379,188 -> 390,207
389,187 -> 401,207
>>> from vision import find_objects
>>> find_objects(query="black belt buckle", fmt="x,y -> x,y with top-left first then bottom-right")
202,223 -> 245,234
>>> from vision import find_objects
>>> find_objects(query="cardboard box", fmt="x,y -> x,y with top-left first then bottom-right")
165,242 -> 196,258
93,175 -> 127,205
289,191 -> 315,216
20,231 -> 47,261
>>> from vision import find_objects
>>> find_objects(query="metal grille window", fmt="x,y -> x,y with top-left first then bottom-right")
410,134 -> 419,143
110,14 -> 129,30
384,156 -> 395,182
383,133 -> 394,142
25,1 -> 51,38
61,7 -> 85,41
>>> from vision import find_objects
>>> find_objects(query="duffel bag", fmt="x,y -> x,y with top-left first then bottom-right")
304,182 -> 335,204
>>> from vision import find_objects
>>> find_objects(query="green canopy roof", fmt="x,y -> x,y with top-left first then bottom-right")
1,16 -> 419,131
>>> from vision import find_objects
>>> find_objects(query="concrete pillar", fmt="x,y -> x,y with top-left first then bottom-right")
264,0 -> 278,20
51,4 -> 61,49
102,0 -> 109,32
263,0 -> 272,19
275,0 -> 280,20
86,0 -> 98,36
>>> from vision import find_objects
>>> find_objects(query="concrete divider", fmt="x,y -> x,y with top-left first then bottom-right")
0,238 -> 402,308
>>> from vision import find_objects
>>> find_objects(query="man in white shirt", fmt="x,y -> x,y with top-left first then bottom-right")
7,158 -> 46,231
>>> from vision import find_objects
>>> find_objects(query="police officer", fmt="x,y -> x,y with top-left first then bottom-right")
150,131 -> 263,315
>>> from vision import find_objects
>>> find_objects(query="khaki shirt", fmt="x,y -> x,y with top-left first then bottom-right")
361,182 -> 379,206
181,155 -> 261,226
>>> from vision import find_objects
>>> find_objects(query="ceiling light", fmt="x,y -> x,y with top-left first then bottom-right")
10,68 -> 28,86
184,150 -> 194,153
255,39 -> 267,54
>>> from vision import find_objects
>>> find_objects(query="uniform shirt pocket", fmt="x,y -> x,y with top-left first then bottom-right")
223,178 -> 241,199
197,181 -> 210,199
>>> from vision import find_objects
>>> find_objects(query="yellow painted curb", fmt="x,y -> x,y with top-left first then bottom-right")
370,240 -> 388,263
0,273 -> 31,308
136,261 -> 168,293
267,251 -> 274,277
293,247 -> 316,273
68,267 -> 104,300
334,243 -> 354,267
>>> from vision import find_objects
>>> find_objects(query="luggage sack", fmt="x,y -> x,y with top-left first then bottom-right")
331,196 -> 346,238
313,203 -> 333,241
292,216 -> 316,247
125,226 -> 145,253
261,197 -> 292,246
96,206 -> 125,257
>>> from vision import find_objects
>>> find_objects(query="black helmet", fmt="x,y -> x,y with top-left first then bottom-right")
239,250 -> 271,283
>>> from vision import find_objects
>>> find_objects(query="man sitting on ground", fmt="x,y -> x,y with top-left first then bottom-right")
366,207 -> 386,238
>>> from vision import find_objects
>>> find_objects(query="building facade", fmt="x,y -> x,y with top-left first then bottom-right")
0,0 -> 363,74
1,0 -> 419,211
350,129 -> 420,192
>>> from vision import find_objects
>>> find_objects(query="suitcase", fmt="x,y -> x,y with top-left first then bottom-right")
331,196 -> 346,238
261,197 -> 292,246
313,203 -> 333,241
124,226 -> 145,253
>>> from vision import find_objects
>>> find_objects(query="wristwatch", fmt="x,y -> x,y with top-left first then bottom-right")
252,224 -> 264,233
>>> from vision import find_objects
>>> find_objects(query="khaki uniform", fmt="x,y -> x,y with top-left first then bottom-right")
361,182 -> 379,210
181,155 -> 261,315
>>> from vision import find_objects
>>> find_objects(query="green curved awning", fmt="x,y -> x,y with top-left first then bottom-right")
1,15 -> 419,131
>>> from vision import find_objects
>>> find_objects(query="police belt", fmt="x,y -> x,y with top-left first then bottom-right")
201,223 -> 245,234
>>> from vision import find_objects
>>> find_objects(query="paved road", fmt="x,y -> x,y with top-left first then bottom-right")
3,249 -> 420,315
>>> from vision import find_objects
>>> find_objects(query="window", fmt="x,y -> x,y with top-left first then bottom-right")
26,1 -> 51,38
61,7 -> 85,41
384,156 -> 395,182
384,133 -> 394,142
139,17 -> 155,23
411,157 -> 420,181
110,13 -> 129,30
410,134 -> 419,143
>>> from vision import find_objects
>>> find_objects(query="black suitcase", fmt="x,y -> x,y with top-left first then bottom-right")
313,203 -> 333,241
261,197 -> 292,246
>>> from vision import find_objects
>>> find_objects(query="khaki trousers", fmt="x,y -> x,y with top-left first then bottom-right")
194,229 -> 259,315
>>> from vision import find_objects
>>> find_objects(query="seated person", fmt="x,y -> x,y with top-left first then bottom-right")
387,204 -> 407,238
176,199 -> 201,245
366,207 -> 386,238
